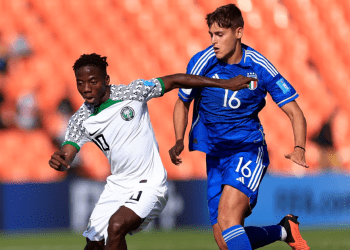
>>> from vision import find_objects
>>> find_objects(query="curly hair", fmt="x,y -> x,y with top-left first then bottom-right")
206,4 -> 244,29
72,53 -> 108,75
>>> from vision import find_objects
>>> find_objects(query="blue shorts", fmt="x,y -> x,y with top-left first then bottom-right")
206,145 -> 269,225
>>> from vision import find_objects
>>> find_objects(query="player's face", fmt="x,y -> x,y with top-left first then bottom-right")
209,22 -> 243,64
75,65 -> 110,106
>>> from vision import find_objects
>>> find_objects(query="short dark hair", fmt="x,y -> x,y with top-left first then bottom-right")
206,4 -> 244,30
73,53 -> 108,75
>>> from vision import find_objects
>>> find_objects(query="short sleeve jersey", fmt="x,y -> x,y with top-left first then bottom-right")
63,78 -> 167,189
178,44 -> 298,156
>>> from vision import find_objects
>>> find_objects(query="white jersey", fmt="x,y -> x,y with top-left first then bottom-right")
63,78 -> 167,190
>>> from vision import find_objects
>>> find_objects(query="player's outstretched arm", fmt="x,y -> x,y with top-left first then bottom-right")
49,144 -> 78,171
169,98 -> 191,165
160,74 -> 255,93
280,100 -> 308,168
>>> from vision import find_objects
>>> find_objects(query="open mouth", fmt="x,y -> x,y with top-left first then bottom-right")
84,97 -> 95,103
213,47 -> 219,53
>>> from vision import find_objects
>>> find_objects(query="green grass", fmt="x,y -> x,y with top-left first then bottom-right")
1,228 -> 349,249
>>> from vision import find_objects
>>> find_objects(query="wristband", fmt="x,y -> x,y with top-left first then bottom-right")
294,146 -> 305,151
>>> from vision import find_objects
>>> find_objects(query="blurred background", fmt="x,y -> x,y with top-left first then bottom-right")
0,0 -> 349,249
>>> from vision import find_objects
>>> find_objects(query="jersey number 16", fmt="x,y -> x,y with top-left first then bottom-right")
223,90 -> 241,109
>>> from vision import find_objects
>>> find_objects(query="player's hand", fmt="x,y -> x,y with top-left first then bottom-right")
169,139 -> 184,165
49,150 -> 70,171
226,75 -> 257,91
285,147 -> 308,168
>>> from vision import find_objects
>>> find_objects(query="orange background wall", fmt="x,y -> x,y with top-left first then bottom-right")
0,0 -> 348,182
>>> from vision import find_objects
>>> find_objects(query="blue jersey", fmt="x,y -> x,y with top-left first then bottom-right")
179,44 -> 298,156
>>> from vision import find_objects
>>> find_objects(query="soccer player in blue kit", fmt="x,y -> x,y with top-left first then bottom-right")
169,4 -> 310,250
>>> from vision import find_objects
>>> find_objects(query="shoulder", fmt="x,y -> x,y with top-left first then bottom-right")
187,45 -> 217,75
109,84 -> 126,100
109,82 -> 142,101
243,44 -> 279,78
69,103 -> 93,126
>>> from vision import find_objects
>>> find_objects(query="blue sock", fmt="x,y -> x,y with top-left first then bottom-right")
245,225 -> 282,249
222,225 -> 252,250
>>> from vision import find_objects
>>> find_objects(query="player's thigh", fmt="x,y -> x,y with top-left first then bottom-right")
108,206 -> 142,236
83,186 -> 127,242
218,185 -> 250,228
221,145 -> 269,211
124,186 -> 168,235
208,145 -> 269,228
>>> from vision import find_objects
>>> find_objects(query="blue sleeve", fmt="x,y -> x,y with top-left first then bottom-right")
177,55 -> 200,102
178,47 -> 214,102
257,64 -> 298,107
265,74 -> 298,107
178,88 -> 198,102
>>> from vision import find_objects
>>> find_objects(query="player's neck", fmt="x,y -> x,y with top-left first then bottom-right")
224,42 -> 243,65
96,86 -> 111,107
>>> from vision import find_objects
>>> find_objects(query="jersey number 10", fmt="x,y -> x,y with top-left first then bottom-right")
92,134 -> 110,151
223,90 -> 241,109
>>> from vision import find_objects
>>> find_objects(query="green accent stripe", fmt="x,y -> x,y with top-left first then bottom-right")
157,78 -> 165,96
90,99 -> 122,116
62,141 -> 80,152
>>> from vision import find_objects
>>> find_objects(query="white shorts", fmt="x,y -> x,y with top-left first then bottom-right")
83,182 -> 168,241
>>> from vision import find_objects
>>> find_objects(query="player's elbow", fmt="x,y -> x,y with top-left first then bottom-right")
161,74 -> 184,93
175,98 -> 190,110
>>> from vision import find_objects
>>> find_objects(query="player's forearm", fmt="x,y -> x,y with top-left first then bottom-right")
161,74 -> 228,93
281,101 -> 307,149
173,98 -> 190,141
291,110 -> 307,148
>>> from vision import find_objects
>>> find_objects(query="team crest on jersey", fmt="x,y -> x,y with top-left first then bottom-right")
247,72 -> 258,90
121,106 -> 135,121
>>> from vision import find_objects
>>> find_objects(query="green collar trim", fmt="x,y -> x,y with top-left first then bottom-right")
90,99 -> 122,116
156,78 -> 165,96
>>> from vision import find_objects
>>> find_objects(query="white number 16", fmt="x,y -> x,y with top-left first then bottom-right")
235,157 -> 252,178
223,90 -> 241,109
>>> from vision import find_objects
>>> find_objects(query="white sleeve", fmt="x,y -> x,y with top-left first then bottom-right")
110,78 -> 165,103
62,105 -> 91,151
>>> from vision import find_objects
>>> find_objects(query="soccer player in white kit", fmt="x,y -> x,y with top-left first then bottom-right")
48,53 -> 255,250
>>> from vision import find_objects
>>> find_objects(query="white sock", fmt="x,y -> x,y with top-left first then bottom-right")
280,226 -> 287,241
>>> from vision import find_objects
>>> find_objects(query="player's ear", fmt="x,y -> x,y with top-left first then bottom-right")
105,75 -> 110,86
236,26 -> 243,39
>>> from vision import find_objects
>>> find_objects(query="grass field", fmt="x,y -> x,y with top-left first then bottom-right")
1,228 -> 349,249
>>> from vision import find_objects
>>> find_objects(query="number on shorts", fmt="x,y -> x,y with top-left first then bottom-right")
235,157 -> 252,178
129,191 -> 142,202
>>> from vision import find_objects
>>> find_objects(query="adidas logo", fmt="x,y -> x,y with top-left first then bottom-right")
236,177 -> 245,184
